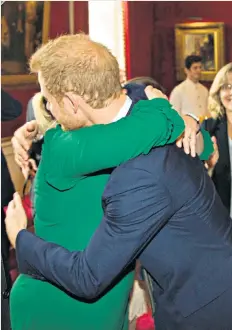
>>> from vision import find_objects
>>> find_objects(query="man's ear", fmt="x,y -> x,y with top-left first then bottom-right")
63,92 -> 80,114
184,68 -> 189,76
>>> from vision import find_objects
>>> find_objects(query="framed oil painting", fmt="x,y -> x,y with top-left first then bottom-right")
1,1 -> 50,86
175,22 -> 225,81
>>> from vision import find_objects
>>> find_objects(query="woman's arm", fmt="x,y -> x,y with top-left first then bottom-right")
44,98 -> 184,181
201,118 -> 219,169
198,128 -> 214,161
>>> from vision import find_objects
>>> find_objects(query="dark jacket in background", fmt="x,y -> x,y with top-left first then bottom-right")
1,89 -> 22,206
1,89 -> 22,330
202,116 -> 231,213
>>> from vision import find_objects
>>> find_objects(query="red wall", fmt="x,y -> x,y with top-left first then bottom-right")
127,1 -> 232,95
126,1 -> 154,79
2,1 -> 88,138
3,1 -> 232,137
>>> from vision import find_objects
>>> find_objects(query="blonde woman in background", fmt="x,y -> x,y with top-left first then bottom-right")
202,62 -> 232,216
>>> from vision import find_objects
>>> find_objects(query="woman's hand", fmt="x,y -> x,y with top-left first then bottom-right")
12,120 -> 38,169
5,193 -> 28,248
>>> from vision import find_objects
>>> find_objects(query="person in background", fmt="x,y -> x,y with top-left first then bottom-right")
202,62 -> 232,216
1,89 -> 22,330
170,55 -> 209,119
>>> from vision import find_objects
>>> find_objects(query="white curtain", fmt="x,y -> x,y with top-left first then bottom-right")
88,0 -> 126,75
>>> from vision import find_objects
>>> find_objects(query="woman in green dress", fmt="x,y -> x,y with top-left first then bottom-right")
10,95 -> 185,330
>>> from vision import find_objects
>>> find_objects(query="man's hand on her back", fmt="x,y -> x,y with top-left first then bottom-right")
176,115 -> 200,157
144,86 -> 199,157
12,120 -> 38,170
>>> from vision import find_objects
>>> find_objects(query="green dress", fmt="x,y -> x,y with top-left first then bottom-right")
10,99 -> 185,330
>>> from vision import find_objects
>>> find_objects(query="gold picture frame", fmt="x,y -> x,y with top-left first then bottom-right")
1,1 -> 51,86
175,22 -> 225,81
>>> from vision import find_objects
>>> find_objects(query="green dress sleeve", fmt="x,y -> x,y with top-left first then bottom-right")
199,128 -> 214,161
43,98 -> 184,187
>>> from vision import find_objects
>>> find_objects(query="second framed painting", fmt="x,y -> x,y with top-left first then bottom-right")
1,1 -> 50,86
175,22 -> 225,81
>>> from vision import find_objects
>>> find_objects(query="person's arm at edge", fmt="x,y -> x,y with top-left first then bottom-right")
180,114 -> 213,160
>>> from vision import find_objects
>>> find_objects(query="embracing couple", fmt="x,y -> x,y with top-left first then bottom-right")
6,34 -> 232,330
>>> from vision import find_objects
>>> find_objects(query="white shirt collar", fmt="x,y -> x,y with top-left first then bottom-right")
112,96 -> 132,122
186,78 -> 200,87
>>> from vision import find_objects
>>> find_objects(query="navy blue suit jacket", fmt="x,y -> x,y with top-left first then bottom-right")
202,116 -> 231,213
16,143 -> 232,329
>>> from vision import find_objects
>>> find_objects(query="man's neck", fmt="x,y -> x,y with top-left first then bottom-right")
187,77 -> 199,84
90,94 -> 128,125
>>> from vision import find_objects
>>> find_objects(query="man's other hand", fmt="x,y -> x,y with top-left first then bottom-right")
176,115 -> 200,157
12,120 -> 38,169
144,87 -> 200,157
5,193 -> 27,248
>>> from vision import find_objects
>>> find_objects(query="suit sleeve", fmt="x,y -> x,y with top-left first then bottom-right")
197,118 -> 217,161
16,163 -> 173,299
1,89 -> 22,121
199,128 -> 214,161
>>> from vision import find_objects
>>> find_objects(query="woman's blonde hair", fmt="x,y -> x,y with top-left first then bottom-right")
32,92 -> 57,134
208,62 -> 232,118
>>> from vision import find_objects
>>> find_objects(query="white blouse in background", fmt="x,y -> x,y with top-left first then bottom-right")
169,78 -> 209,118
228,136 -> 232,218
